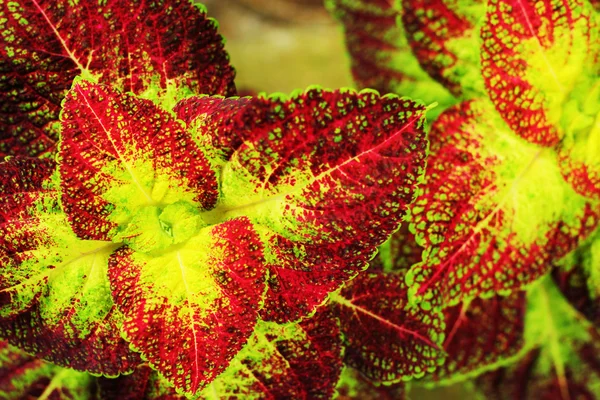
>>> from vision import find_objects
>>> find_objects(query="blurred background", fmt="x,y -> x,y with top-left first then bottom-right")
199,2 -> 470,399
202,0 -> 354,94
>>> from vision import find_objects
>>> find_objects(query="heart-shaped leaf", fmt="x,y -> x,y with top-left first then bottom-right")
407,99 -> 598,308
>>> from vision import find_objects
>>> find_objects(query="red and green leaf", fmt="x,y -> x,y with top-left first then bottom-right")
401,0 -> 485,97
476,278 -> 600,400
330,271 -> 445,382
335,367 -> 406,400
407,99 -> 598,308
0,340 -> 94,399
552,228 -> 600,329
108,217 -> 266,396
200,308 -> 343,399
0,0 -> 235,158
176,88 -> 428,322
431,292 -> 526,383
480,0 -> 600,147
59,80 -> 218,244
370,223 -> 423,273
0,158 -> 139,375
325,0 -> 455,116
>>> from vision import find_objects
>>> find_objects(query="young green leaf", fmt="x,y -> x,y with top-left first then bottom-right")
0,340 -> 94,399
108,217 -> 266,396
325,0 -> 455,114
0,0 -> 235,157
407,99 -> 598,309
401,0 -> 485,97
176,88 -> 429,322
59,80 -> 218,244
0,158 -> 139,376
330,271 -> 445,383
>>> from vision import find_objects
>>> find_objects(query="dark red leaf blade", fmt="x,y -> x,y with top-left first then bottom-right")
59,80 -> 218,243
107,217 -> 266,396
335,367 -> 406,400
177,89 -> 428,323
430,292 -> 526,383
0,0 -> 235,158
325,0 -> 455,114
0,157 -> 140,376
201,308 -> 343,399
96,308 -> 342,400
401,0 -> 485,97
476,278 -> 600,400
407,99 -> 599,309
330,271 -> 445,382
0,340 -> 94,399
480,0 -> 600,147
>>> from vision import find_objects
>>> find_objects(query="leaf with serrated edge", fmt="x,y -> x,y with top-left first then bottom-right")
175,88 -> 428,322
401,0 -> 485,97
0,340 -> 94,399
480,0 -> 600,147
0,0 -> 235,157
476,277 -> 600,400
0,158 -> 139,375
330,271 -> 445,382
430,292 -> 526,384
200,308 -> 343,400
108,217 -> 266,396
59,80 -> 218,243
325,0 -> 455,117
407,99 -> 598,309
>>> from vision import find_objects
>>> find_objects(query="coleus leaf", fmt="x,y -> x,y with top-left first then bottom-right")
370,224 -> 422,273
0,157 -> 140,375
480,0 -> 600,199
476,278 -> 600,400
401,0 -> 485,97
0,340 -> 94,399
330,270 -> 445,382
175,88 -> 429,322
108,217 -> 266,396
200,308 -> 343,399
335,367 -> 406,400
552,228 -> 600,329
0,0 -> 235,157
96,308 -> 343,400
430,292 -> 526,384
325,0 -> 455,116
481,0 -> 599,146
59,80 -> 218,244
407,99 -> 599,309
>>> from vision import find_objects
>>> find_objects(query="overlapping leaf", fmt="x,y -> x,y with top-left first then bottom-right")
430,293 -> 526,383
0,0 -> 235,157
476,279 -> 600,400
0,340 -> 94,399
335,367 -> 406,400
325,0 -> 455,116
481,0 -> 600,199
59,80 -> 218,243
330,271 -> 445,382
0,157 -> 139,375
401,0 -> 485,97
407,99 -> 598,308
108,217 -> 266,395
370,224 -> 422,273
96,309 -> 343,400
175,88 -> 429,322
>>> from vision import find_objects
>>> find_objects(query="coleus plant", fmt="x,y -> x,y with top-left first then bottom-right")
0,1 -> 599,400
